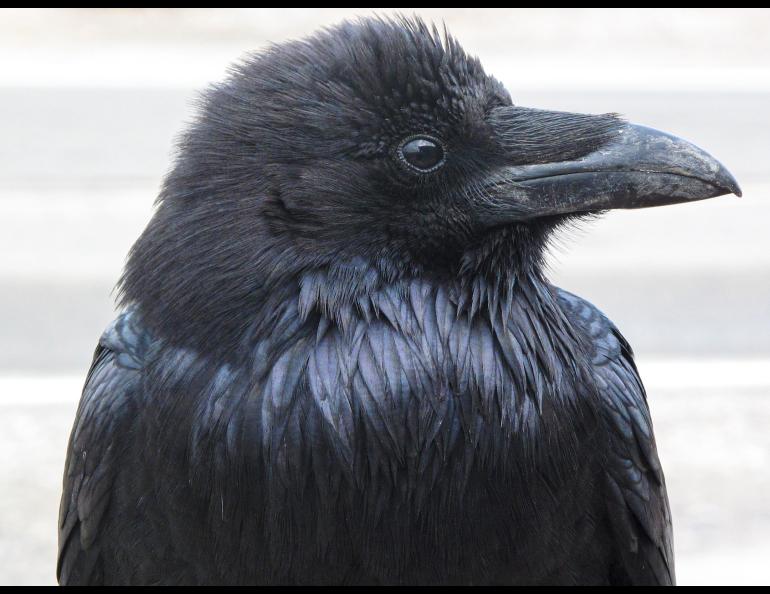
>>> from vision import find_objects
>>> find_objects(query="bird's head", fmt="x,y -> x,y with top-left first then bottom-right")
122,17 -> 740,348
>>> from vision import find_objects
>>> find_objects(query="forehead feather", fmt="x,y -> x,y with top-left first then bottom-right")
243,18 -> 506,119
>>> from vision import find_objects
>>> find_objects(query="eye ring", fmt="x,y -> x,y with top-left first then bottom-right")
396,134 -> 447,174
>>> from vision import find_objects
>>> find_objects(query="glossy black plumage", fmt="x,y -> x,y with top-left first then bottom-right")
60,277 -> 673,585
56,17 -> 706,585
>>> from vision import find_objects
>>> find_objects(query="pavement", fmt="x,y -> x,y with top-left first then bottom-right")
1,8 -> 769,586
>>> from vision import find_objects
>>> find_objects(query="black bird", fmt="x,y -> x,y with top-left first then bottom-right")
58,17 -> 740,586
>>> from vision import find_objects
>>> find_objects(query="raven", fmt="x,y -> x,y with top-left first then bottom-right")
58,17 -> 740,586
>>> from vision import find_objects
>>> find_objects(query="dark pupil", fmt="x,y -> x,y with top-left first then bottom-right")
401,138 -> 444,171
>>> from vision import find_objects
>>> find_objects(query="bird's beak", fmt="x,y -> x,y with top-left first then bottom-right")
487,122 -> 741,221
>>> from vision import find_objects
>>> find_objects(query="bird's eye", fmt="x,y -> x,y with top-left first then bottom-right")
397,135 -> 446,173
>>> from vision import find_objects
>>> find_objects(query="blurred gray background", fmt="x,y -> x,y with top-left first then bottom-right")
1,8 -> 768,585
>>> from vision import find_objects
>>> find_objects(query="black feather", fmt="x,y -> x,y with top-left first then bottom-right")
60,16 -> 673,585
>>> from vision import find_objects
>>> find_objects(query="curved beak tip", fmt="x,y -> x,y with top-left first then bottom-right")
713,162 -> 742,198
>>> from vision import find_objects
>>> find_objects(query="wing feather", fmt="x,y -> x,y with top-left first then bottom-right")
558,289 -> 674,586
57,310 -> 147,585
